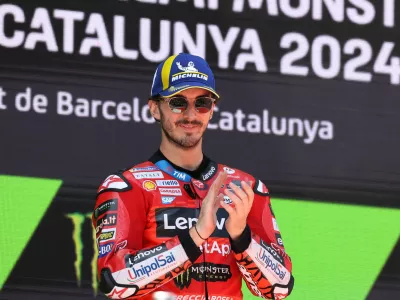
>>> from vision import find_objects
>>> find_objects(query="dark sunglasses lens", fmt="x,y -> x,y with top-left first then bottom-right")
168,97 -> 188,113
195,97 -> 214,113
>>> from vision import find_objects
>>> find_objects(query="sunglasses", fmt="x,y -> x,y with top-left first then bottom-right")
159,96 -> 216,114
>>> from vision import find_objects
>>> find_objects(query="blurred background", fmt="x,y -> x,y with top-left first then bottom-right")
0,0 -> 399,299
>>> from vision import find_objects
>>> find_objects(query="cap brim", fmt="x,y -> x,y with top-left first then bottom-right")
159,81 -> 220,99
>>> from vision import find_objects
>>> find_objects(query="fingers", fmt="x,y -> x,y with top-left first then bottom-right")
214,193 -> 224,210
220,196 -> 235,215
208,170 -> 228,197
224,189 -> 243,211
215,170 -> 228,188
230,181 -> 254,199
201,171 -> 227,217
223,181 -> 255,214
228,182 -> 247,201
227,181 -> 249,211
241,181 -> 254,208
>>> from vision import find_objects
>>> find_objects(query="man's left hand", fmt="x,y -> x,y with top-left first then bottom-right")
220,181 -> 254,240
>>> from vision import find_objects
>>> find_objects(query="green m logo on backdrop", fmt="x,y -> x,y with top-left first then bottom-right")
1,175 -> 399,299
66,213 -> 99,295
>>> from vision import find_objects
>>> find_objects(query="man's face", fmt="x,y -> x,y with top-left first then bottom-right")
150,88 -> 215,148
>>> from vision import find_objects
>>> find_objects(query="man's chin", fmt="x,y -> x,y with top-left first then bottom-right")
174,135 -> 202,148
161,124 -> 204,148
180,139 -> 201,148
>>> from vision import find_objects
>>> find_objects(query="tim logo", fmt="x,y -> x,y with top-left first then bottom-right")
173,170 -> 186,181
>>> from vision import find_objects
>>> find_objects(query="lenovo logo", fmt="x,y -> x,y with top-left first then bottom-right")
155,208 -> 229,238
202,166 -> 216,181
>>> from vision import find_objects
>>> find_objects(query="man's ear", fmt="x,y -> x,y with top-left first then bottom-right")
148,99 -> 161,123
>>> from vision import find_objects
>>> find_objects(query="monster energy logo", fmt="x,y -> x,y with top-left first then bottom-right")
65,212 -> 98,296
174,262 -> 232,289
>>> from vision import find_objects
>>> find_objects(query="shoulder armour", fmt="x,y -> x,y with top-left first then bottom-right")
253,178 -> 270,196
97,171 -> 132,195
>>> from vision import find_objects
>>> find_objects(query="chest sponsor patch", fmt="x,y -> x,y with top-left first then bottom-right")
143,180 -> 157,191
200,240 -> 231,256
155,208 -> 229,238
159,188 -> 182,196
130,166 -> 159,172
133,171 -> 164,179
223,167 -> 235,174
161,196 -> 176,204
192,179 -> 207,190
155,180 -> 179,187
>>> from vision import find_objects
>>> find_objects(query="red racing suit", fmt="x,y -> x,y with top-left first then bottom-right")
92,150 -> 294,300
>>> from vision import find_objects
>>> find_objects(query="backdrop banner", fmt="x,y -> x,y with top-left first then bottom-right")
1,0 -> 399,299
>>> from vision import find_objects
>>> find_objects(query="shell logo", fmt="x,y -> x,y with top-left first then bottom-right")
143,180 -> 157,191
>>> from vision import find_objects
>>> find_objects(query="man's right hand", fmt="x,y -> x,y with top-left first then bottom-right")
189,170 -> 227,246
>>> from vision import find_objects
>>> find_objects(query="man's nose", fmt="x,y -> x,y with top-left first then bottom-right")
183,102 -> 197,118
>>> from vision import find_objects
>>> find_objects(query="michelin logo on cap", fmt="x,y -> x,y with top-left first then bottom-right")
172,61 -> 209,82
150,53 -> 219,98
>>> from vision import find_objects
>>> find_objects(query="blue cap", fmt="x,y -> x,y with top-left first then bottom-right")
150,53 -> 219,98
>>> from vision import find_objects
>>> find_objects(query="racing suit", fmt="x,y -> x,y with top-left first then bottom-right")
92,150 -> 294,300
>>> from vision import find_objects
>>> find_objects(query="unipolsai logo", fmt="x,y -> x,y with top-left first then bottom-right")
65,212 -> 99,296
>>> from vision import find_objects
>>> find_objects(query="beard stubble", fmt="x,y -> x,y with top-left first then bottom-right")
159,109 -> 205,148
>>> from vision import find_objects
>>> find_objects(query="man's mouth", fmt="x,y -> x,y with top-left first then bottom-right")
179,123 -> 199,129
176,121 -> 203,129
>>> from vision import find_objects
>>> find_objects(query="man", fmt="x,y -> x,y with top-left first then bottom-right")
92,53 -> 294,300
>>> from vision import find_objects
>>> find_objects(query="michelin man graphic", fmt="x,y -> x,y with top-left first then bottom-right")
176,61 -> 198,72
